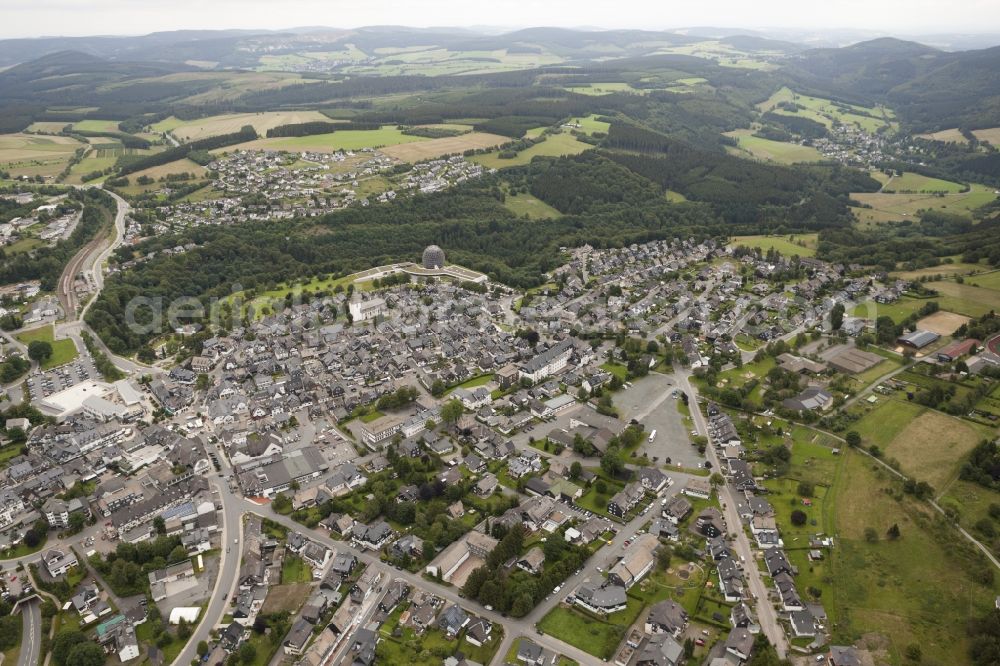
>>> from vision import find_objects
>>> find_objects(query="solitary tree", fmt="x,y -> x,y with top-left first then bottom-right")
441,399 -> 464,425
790,509 -> 807,526
27,340 -> 53,363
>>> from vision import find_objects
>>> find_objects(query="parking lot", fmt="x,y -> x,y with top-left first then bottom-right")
26,356 -> 99,398
613,373 -> 706,468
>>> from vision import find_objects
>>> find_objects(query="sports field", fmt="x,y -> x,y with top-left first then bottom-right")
728,233 -> 817,257
220,126 -> 426,154
916,310 -> 970,336
881,172 -> 965,193
166,111 -> 334,142
380,132 -> 508,162
723,129 -> 823,164
471,132 -> 593,169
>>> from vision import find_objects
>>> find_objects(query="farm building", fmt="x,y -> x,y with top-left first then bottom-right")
935,338 -> 979,362
897,330 -> 940,349
827,347 -> 883,374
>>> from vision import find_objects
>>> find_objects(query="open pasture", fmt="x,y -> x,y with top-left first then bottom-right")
723,129 -> 823,164
380,132 -> 508,162
828,450 -> 999,665
851,184 -> 997,224
728,233 -> 817,257
471,132 -> 593,169
926,280 -> 1000,318
882,172 -> 965,193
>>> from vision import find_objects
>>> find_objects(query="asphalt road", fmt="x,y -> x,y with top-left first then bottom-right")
680,371 -> 789,660
17,599 -> 40,666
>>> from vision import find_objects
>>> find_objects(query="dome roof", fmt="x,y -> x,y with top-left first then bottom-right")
422,245 -> 445,269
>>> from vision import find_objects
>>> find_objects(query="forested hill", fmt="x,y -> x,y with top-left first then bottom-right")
786,38 -> 1000,130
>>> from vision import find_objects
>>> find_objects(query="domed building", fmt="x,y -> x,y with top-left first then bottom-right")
422,245 -> 445,270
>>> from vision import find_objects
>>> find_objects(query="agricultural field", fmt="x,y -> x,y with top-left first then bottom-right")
150,71 -> 316,105
502,191 -> 562,219
24,121 -> 69,135
971,127 -> 1000,145
880,409 -> 988,489
728,233 -> 817,257
166,110 -> 333,142
219,126 -> 426,154
916,128 -> 968,144
380,131 -> 508,162
471,132 -> 593,169
0,133 -> 84,178
826,450 -> 1000,664
850,398 -> 925,450
562,82 -> 644,95
15,324 -> 78,370
891,261 -> 987,280
882,172 -> 965,194
116,158 -> 209,194
342,47 -> 563,77
757,86 -> 895,132
924,280 -> 1000,318
851,184 -> 997,225
723,129 -> 824,164
72,119 -> 122,133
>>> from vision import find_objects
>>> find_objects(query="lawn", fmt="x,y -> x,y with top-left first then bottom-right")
471,132 -> 593,169
538,605 -> 627,660
575,478 -> 624,517
600,362 -> 628,381
280,554 -> 313,584
826,450 -> 1000,664
882,172 -> 965,194
220,126 -> 426,153
723,129 -> 824,164
447,374 -> 494,392
567,115 -> 611,136
891,262 -> 987,281
16,324 -> 78,369
851,295 -> 928,324
758,86 -> 895,133
503,191 -> 562,219
729,234 -> 817,257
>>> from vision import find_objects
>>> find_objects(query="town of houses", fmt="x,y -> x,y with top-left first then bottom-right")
0,234 -> 972,666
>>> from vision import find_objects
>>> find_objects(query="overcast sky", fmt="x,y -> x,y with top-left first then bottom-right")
5,0 -> 1000,39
